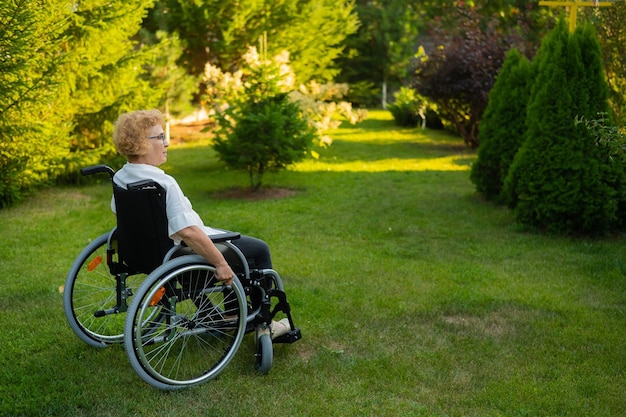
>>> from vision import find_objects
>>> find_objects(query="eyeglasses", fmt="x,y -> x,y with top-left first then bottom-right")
148,133 -> 168,145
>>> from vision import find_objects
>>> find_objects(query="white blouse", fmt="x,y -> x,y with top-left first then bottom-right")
111,163 -> 225,244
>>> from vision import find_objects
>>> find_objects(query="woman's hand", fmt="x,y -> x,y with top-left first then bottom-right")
214,264 -> 234,286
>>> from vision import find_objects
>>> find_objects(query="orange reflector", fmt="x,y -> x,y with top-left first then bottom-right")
150,287 -> 166,306
87,256 -> 103,272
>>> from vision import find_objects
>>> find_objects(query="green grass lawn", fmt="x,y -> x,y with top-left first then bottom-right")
0,110 -> 624,416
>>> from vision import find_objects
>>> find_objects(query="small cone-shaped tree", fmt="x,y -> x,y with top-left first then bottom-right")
212,50 -> 317,191
503,20 -> 619,235
470,48 -> 533,202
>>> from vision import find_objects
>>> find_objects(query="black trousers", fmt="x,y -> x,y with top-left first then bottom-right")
230,235 -> 272,269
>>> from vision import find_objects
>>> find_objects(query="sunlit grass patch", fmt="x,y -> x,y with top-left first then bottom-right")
297,109 -> 473,172
295,154 -> 473,172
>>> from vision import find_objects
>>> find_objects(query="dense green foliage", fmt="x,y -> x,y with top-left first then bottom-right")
59,0 -> 165,174
0,0 -> 71,207
503,21 -> 624,235
337,0 -> 421,107
584,1 -> 626,126
0,0 -> 166,206
0,0 -> 360,208
1,0 -> 625,210
387,87 -> 426,127
337,0 -> 553,108
147,0 -> 359,84
411,4 -> 537,147
470,48 -> 533,202
141,30 -> 202,120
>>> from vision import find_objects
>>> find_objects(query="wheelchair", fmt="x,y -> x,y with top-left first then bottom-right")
63,165 -> 301,390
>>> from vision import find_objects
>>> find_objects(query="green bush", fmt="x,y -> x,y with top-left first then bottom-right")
344,80 -> 380,108
503,21 -> 621,235
209,44 -> 364,190
577,115 -> 626,223
387,87 -> 423,127
470,48 -> 533,202
387,87 -> 442,129
213,93 -> 316,191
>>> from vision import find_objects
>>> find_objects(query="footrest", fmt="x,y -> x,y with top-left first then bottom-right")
273,328 -> 302,344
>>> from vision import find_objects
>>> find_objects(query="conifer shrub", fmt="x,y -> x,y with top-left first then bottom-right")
211,48 -> 317,191
213,93 -> 316,191
577,115 -> 626,225
470,48 -> 533,202
207,46 -> 365,190
503,21 -> 621,235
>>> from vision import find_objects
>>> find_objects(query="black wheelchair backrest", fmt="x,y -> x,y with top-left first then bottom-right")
113,179 -> 174,274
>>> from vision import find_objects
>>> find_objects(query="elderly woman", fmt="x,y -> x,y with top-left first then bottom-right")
111,109 -> 288,337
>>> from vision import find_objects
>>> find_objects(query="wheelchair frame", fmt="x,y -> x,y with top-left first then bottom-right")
63,165 -> 301,390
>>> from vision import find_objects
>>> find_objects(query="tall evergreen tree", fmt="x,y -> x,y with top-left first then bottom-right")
61,0 -> 164,173
568,24 -> 620,233
470,48 -> 532,202
0,0 -> 165,206
0,0 -> 72,207
503,20 -> 618,235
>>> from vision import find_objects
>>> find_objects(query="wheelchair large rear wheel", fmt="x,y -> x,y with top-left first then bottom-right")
64,233 -> 146,347
124,255 -> 247,390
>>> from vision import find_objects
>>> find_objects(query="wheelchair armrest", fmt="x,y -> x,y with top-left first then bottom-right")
209,229 -> 241,243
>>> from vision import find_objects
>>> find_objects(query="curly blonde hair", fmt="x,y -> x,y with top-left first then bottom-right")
113,109 -> 164,160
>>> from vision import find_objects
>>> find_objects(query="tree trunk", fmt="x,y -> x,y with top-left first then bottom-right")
382,78 -> 387,109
